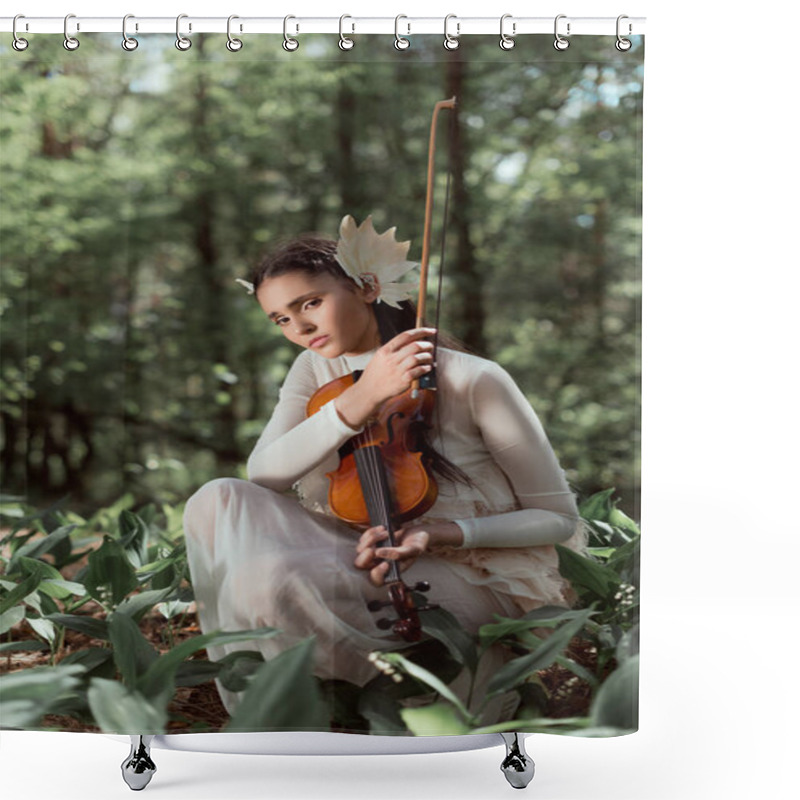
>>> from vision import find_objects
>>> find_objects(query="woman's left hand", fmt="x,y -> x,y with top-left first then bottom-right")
354,524 -> 430,587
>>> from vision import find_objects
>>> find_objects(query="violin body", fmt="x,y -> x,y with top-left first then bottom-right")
306,373 -> 438,527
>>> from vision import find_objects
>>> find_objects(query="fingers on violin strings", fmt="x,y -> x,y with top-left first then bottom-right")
370,560 -> 391,587
357,525 -> 388,553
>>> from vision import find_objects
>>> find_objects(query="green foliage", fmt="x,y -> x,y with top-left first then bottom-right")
0,485 -> 638,736
1,36 -> 641,516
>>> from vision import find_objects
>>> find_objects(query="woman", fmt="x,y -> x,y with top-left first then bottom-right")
183,215 -> 587,726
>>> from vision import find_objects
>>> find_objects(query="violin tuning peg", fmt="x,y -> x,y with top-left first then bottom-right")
367,599 -> 393,612
376,617 -> 395,630
412,581 -> 431,592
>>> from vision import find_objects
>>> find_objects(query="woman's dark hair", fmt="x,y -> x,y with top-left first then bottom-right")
252,233 -> 474,489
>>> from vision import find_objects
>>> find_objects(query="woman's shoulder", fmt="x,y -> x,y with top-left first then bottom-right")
437,346 -> 511,389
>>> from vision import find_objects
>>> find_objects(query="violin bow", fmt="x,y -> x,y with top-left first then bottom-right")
413,96 -> 457,397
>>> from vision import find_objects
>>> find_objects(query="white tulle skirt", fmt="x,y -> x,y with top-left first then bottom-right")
182,477 -> 576,727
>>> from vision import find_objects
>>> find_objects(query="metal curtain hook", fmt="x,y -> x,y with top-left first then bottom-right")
443,14 -> 459,51
499,14 -> 516,50
554,14 -> 570,51
283,15 -> 299,51
175,13 -> 192,51
122,14 -> 138,51
12,14 -> 29,51
394,15 -> 410,50
616,15 -> 632,51
63,13 -> 80,51
339,14 -> 354,50
227,15 -> 243,51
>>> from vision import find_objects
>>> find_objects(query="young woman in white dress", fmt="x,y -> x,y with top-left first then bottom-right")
182,216 -> 587,726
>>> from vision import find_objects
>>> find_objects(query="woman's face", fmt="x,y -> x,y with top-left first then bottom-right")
257,271 -> 381,357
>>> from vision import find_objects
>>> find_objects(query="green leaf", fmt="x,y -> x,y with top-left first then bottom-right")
0,639 -> 49,653
0,605 -> 26,635
214,651 -> 265,692
421,605 -> 478,673
590,655 -> 639,732
116,587 -> 174,621
401,702 -> 471,736
84,535 -> 139,608
0,571 -> 44,615
45,612 -> 109,640
7,524 -> 76,570
380,652 -> 473,723
87,678 -> 167,734
108,612 -> 160,688
226,638 -> 329,732
37,578 -> 87,599
137,626 -> 279,703
118,510 -> 149,568
486,607 -> 596,696
60,646 -> 115,676
358,686 -> 410,736
27,616 -> 58,647
555,545 -> 621,600
174,659 -> 224,687
0,665 -> 86,728
579,488 -> 616,522
479,606 -> 590,649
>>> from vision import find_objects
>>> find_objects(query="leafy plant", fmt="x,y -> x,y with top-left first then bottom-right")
1,489 -> 639,737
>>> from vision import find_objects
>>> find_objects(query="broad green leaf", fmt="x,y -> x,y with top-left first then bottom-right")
555,545 -> 621,600
137,626 -> 279,702
590,655 -> 639,732
0,639 -> 49,653
380,652 -> 472,723
421,605 -> 478,672
358,686 -> 409,736
119,510 -> 149,568
226,638 -> 328,732
156,598 -> 193,620
7,524 -> 76,570
87,678 -> 167,734
0,571 -> 44,616
579,488 -> 616,521
0,665 -> 85,728
37,578 -> 87,599
486,607 -> 596,696
116,587 -> 174,621
27,616 -> 58,646
214,651 -> 265,693
84,535 -> 139,608
174,660 -> 224,687
0,605 -> 26,635
108,612 -> 160,687
46,612 -> 109,640
401,702 -> 471,736
60,646 -> 115,675
479,607 -> 590,649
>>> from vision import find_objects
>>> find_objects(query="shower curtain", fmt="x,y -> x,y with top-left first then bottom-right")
0,24 -> 642,740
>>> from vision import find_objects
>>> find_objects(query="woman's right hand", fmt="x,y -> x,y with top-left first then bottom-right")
333,328 -> 436,428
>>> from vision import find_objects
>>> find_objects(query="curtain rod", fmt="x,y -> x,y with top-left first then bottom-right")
1,15 -> 646,37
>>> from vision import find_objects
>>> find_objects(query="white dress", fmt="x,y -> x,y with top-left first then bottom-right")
183,346 -> 587,725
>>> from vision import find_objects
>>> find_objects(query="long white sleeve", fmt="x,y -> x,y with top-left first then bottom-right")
246,352 -> 363,491
452,362 -> 579,548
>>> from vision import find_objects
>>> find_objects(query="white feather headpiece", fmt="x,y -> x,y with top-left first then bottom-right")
234,215 -> 419,306
334,215 -> 419,309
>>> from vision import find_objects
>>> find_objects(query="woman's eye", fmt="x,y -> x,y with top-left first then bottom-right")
304,298 -> 321,310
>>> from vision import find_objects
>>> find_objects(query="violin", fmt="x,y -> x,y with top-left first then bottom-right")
305,97 -> 456,642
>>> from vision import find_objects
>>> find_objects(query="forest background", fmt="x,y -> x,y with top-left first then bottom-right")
1,33 -> 642,523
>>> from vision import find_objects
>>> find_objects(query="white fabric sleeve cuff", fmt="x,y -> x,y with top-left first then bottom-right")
453,508 -> 578,549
